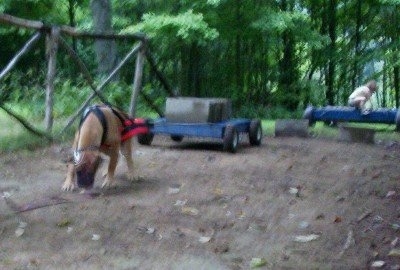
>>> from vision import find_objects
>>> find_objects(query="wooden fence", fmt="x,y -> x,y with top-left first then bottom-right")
0,13 -> 174,140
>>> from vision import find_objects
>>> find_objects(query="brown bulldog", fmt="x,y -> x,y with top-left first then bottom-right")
62,104 -> 146,191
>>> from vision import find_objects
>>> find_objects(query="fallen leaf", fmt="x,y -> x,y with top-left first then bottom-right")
388,249 -> 400,257
174,200 -> 187,206
371,170 -> 382,179
392,224 -> 400,231
357,210 -> 372,223
371,260 -> 385,268
391,237 -> 399,247
334,216 -> 342,223
146,227 -> 155,234
213,188 -> 223,196
18,222 -> 27,228
294,234 -> 320,242
250,258 -> 267,268
57,219 -> 71,228
168,187 -> 180,194
15,228 -> 24,237
182,207 -> 199,216
199,236 -> 211,243
289,187 -> 299,195
386,191 -> 396,198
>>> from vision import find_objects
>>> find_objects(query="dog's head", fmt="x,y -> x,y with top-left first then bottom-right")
73,150 -> 101,189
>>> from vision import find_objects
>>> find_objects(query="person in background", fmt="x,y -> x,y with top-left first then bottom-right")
348,80 -> 378,114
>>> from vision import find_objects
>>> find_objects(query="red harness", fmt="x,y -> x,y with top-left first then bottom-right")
120,118 -> 150,142
80,106 -> 151,150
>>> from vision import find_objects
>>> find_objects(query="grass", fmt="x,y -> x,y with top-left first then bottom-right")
0,110 -> 73,153
1,110 -> 400,153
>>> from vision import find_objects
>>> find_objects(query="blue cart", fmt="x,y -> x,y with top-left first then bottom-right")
303,106 -> 400,131
137,118 -> 262,153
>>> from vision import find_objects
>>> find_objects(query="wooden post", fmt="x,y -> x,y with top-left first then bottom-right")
60,42 -> 141,134
129,42 -> 145,118
0,32 -> 41,81
44,27 -> 60,133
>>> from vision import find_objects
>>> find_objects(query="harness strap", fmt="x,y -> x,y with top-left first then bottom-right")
78,105 -> 150,148
110,107 -> 126,125
79,105 -> 108,145
120,118 -> 150,142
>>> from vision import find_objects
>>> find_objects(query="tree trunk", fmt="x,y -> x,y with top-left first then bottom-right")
278,0 -> 298,110
90,0 -> 118,77
235,0 -> 243,94
382,63 -> 387,107
326,0 -> 337,106
394,65 -> 399,108
188,43 -> 201,97
45,27 -> 60,133
67,0 -> 77,52
351,0 -> 362,90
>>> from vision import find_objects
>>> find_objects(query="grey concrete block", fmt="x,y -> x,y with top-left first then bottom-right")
338,125 -> 375,144
165,97 -> 232,123
275,119 -> 310,137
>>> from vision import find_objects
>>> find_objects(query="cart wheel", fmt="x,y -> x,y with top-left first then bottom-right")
137,133 -> 154,145
223,125 -> 239,153
171,135 -> 184,142
396,110 -> 400,132
249,119 -> 262,146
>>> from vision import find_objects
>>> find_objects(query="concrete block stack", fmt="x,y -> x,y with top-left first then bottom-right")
165,97 -> 232,123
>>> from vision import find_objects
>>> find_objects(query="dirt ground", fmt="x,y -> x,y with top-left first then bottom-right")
0,134 -> 400,270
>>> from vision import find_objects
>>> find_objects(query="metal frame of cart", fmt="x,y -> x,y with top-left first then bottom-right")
137,118 -> 263,153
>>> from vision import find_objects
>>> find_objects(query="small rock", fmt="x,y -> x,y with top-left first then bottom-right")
92,234 -> 101,241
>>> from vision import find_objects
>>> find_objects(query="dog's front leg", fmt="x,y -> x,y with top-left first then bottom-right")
62,163 -> 76,191
102,151 -> 118,188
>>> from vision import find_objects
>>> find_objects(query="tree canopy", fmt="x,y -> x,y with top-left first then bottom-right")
1,0 -> 399,118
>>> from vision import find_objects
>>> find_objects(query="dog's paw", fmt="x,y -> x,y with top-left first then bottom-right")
126,172 -> 136,181
101,178 -> 116,189
62,181 -> 75,191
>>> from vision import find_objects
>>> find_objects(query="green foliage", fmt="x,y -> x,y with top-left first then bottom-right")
2,0 -> 400,141
235,103 -> 304,120
122,10 -> 219,46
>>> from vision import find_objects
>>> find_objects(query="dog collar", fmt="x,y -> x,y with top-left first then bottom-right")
75,145 -> 100,153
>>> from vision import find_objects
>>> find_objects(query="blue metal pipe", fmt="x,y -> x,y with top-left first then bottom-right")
303,106 -> 400,131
